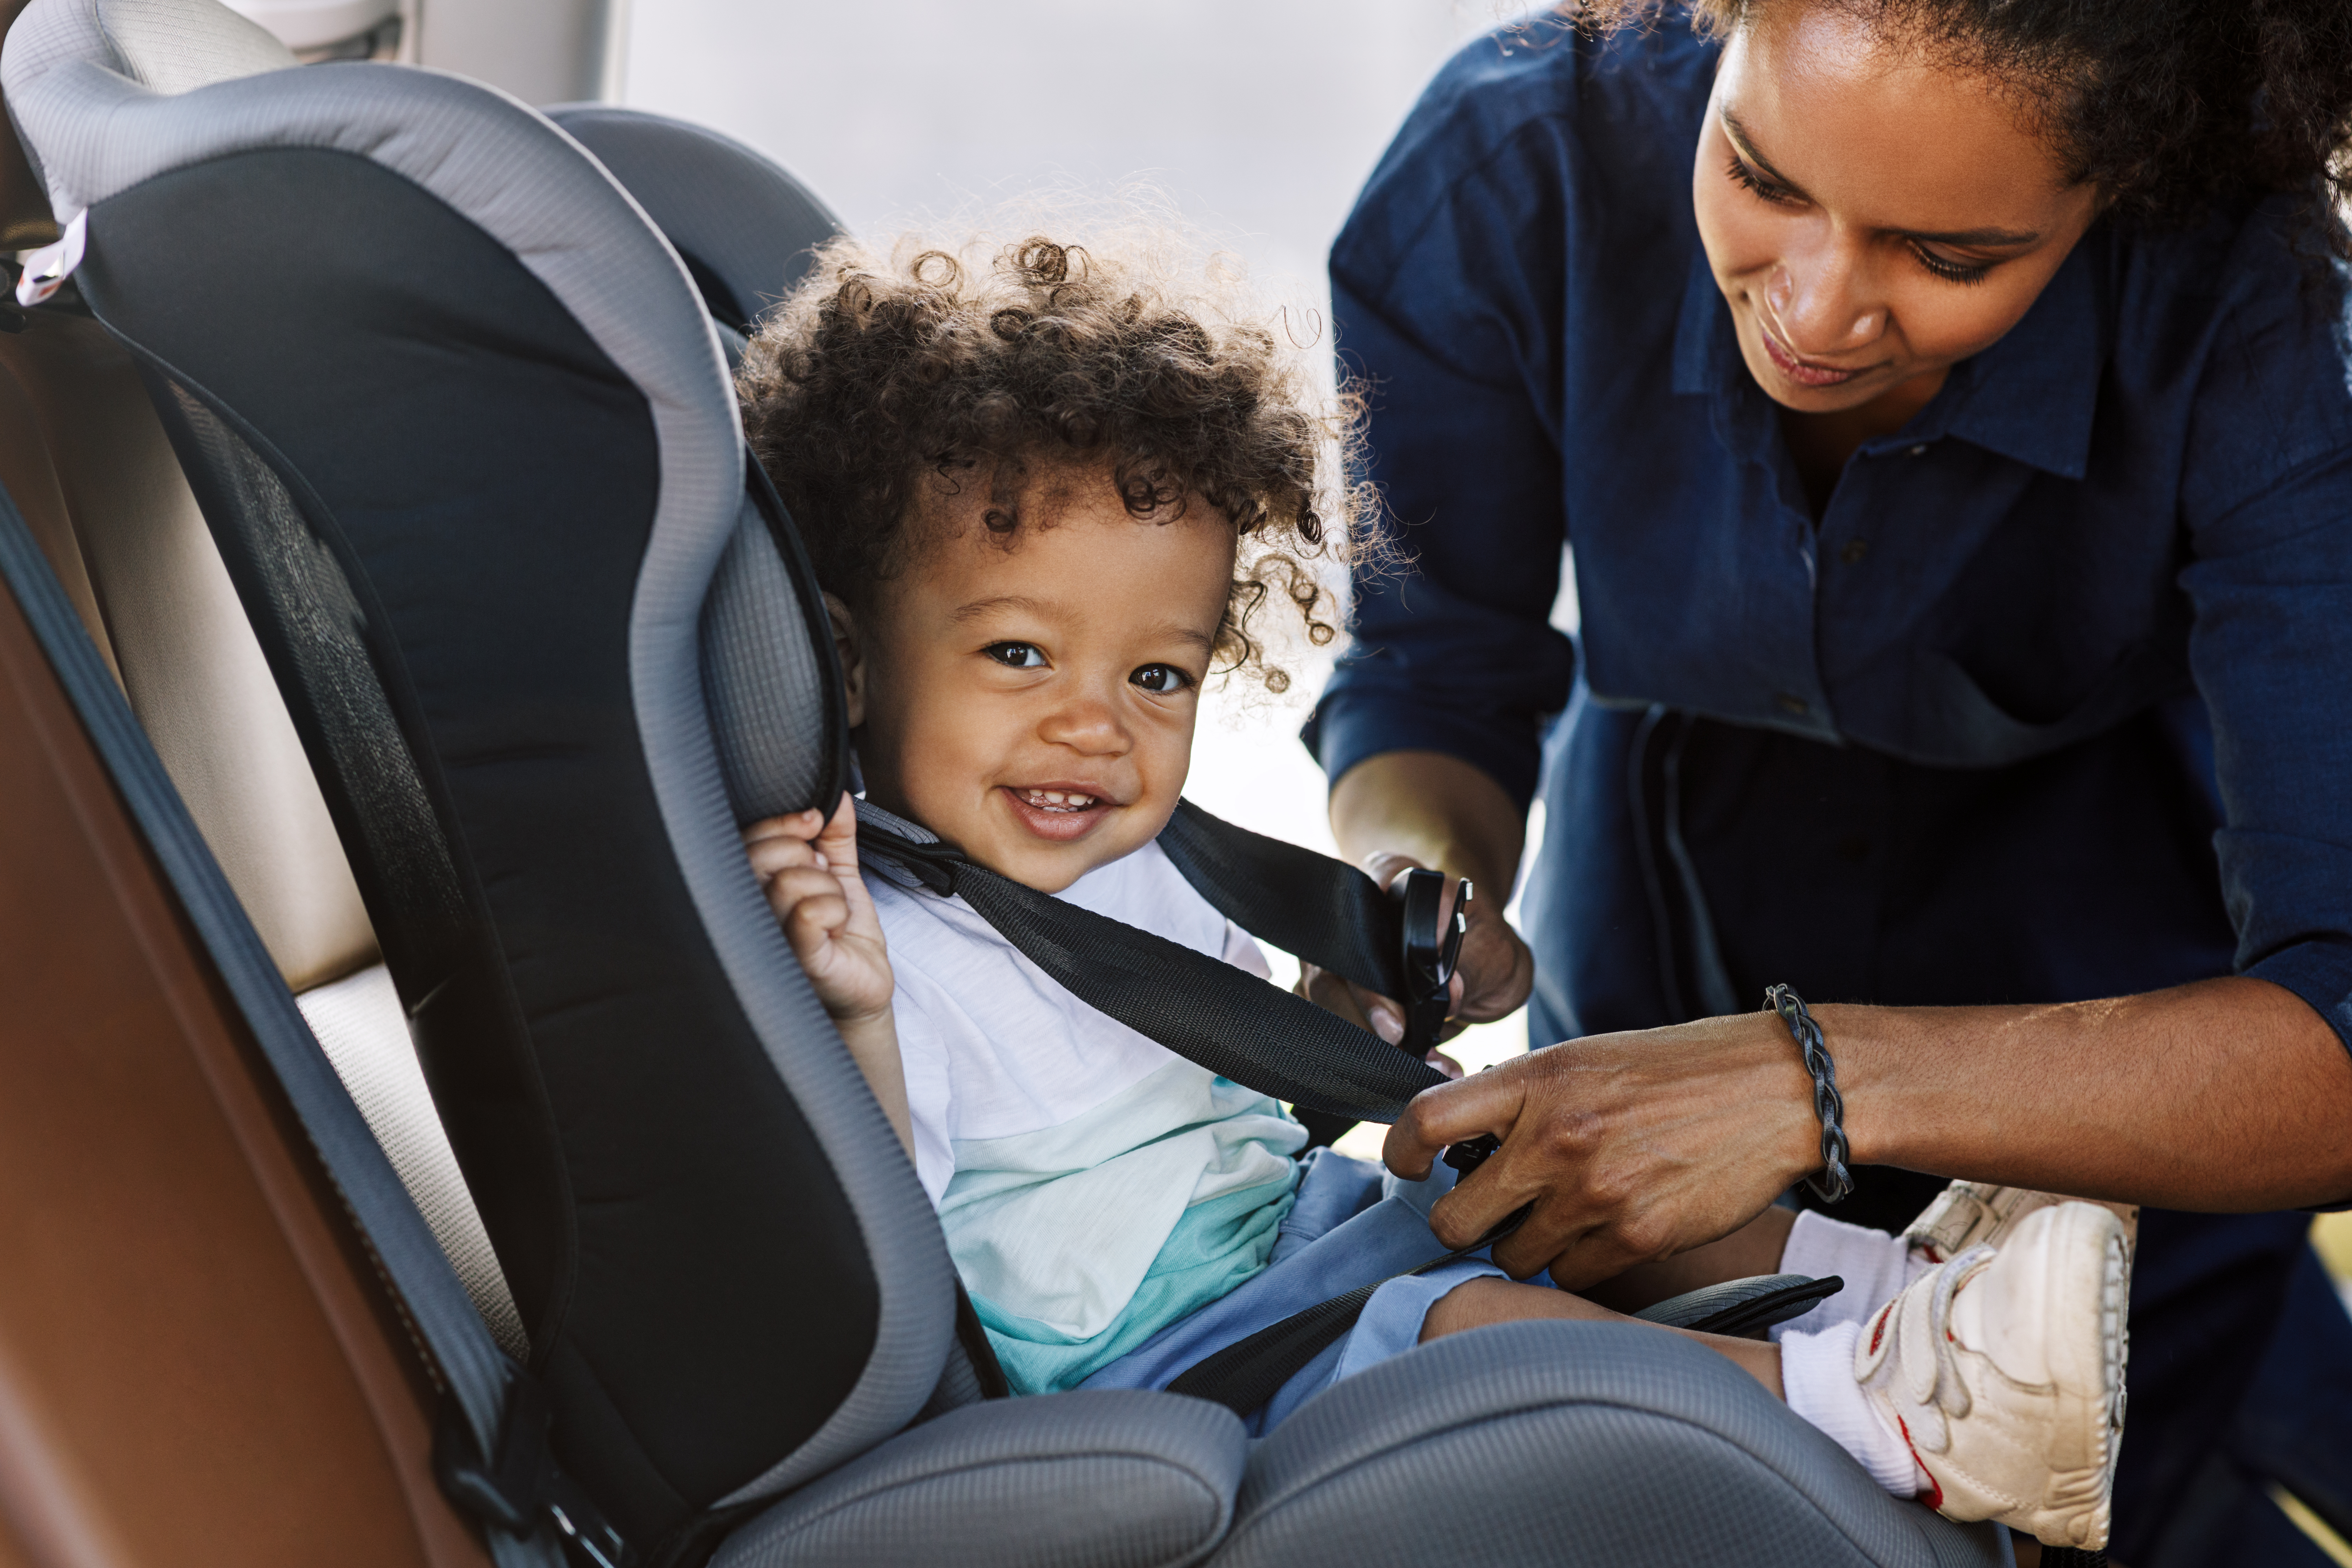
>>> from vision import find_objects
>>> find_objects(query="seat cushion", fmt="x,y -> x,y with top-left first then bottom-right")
712,1390 -> 1245,1568
1214,1320 -> 2010,1568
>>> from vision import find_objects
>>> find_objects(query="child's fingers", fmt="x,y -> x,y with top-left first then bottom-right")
742,808 -> 827,850
745,831 -> 823,884
763,863 -> 846,921
813,790 -> 861,870
783,889 -> 852,956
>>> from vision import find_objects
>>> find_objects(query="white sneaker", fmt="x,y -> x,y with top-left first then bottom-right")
1855,1202 -> 2130,1549
1904,1180 -> 2140,1262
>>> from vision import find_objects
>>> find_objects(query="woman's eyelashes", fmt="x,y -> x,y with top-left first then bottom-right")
1128,663 -> 1192,695
983,641 -> 1047,669
1726,152 -> 1999,286
1910,244 -> 1994,285
1725,153 -> 1796,205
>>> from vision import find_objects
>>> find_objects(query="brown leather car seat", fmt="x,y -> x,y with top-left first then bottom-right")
0,0 -> 523,1355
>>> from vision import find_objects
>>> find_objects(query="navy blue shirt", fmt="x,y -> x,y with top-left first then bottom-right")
1311,22 -> 2352,1059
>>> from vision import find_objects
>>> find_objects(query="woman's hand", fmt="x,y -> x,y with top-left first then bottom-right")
1296,853 -> 1533,1057
744,792 -> 892,1025
1382,1011 -> 1820,1288
1314,751 -> 1535,1057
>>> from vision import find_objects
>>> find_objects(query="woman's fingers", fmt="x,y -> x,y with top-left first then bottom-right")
1454,905 -> 1533,1024
1387,1016 -> 1822,1287
1384,1064 -> 1527,1180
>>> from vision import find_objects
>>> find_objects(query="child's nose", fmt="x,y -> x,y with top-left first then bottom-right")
1037,695 -> 1130,754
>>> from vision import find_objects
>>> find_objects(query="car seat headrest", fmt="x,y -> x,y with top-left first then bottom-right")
4,0 -> 293,215
0,0 -> 60,247
543,105 -> 843,337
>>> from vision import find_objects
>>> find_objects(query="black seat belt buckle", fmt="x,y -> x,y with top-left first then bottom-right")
435,1374 -> 631,1567
1393,867 -> 1469,1059
1391,868 -> 1494,1177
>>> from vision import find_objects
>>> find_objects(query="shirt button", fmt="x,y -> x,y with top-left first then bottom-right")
1907,443 -> 1928,457
1841,539 -> 1871,565
1775,692 -> 1809,716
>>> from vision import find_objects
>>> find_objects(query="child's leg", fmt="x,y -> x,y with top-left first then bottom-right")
1423,1202 -> 2133,1550
1422,1276 -> 1930,1500
1421,1278 -> 1788,1398
1582,1205 -> 1797,1314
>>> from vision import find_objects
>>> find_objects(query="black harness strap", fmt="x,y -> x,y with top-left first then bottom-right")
1154,798 -> 1410,1001
856,802 -> 1447,1125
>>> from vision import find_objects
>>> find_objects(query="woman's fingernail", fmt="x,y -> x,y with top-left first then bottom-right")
1371,1004 -> 1402,1043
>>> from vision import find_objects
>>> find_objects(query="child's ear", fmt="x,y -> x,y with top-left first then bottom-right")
825,592 -> 866,728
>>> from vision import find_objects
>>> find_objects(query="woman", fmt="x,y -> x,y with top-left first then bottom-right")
1306,0 -> 2352,1558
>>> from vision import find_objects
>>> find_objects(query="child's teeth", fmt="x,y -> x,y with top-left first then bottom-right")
1024,790 -> 1094,810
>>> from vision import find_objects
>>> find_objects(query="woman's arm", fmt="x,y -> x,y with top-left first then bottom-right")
1384,976 -> 2352,1288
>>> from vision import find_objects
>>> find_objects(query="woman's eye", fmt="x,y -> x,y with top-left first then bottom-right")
984,642 -> 1047,668
1912,244 -> 1993,286
1130,663 -> 1192,694
1725,154 -> 1796,206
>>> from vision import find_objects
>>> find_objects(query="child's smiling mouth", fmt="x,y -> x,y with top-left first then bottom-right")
1001,785 -> 1116,843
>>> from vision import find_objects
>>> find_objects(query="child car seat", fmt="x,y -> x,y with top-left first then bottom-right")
2,2 -> 2016,1562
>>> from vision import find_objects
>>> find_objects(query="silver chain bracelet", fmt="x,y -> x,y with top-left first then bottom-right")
1764,983 -> 1854,1205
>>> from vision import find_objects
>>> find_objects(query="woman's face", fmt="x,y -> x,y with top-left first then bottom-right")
1692,4 -> 2102,414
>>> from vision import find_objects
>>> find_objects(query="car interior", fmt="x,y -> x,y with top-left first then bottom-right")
0,2 -> 2342,1566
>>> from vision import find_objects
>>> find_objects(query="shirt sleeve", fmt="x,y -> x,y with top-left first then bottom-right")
1306,107 -> 1581,811
2178,262 -> 2352,1053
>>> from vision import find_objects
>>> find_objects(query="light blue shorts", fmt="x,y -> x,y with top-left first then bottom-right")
1077,1148 -> 1516,1433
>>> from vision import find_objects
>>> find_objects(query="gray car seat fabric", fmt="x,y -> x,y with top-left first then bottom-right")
701,493 -> 840,827
712,1392 -> 1245,1568
545,103 -> 840,335
1217,1321 -> 2008,1568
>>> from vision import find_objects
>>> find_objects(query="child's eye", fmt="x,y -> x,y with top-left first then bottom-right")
1129,663 -> 1192,694
984,642 -> 1047,668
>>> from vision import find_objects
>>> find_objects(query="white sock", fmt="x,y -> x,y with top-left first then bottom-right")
1780,1320 -> 1927,1497
1770,1209 -> 1933,1342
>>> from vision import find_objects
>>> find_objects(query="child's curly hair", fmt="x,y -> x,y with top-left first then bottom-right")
737,229 -> 1371,692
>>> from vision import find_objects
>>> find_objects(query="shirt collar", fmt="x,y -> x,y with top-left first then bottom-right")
1671,240 -> 2105,481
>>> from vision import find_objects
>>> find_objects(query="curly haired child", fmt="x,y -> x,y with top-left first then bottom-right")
736,228 -> 2136,1551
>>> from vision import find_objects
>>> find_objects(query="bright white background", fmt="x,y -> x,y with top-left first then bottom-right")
620,1 -> 1543,1110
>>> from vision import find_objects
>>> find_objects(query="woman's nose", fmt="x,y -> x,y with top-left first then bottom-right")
1766,251 -> 1883,355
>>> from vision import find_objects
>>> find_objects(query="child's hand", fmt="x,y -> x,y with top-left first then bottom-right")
744,792 -> 891,1025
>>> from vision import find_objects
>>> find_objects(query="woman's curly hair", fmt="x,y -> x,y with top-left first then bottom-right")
1563,0 -> 2352,255
738,229 -> 1372,693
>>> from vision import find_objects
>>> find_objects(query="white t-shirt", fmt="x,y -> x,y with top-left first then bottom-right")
865,839 -> 1306,1390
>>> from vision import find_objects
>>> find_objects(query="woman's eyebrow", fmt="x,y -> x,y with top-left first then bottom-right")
1721,108 -> 2043,248
1720,110 -> 1807,195
1899,222 -> 2044,247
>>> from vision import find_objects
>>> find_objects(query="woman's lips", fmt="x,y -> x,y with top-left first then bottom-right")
999,785 -> 1115,844
1757,321 -> 1866,389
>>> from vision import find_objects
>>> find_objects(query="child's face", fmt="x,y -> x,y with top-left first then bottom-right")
843,461 -> 1237,894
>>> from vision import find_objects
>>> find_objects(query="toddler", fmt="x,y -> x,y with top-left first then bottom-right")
735,230 -> 2132,1553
